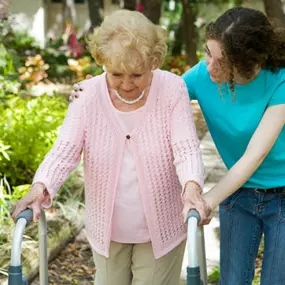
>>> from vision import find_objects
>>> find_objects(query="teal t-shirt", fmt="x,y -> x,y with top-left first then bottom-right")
182,60 -> 285,189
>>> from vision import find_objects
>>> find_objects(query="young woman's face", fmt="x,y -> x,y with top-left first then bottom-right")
205,40 -> 229,83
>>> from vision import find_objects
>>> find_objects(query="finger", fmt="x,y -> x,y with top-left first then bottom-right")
199,218 -> 211,226
69,91 -> 78,102
86,74 -> 92,79
30,203 -> 42,222
12,204 -> 26,222
71,90 -> 77,97
182,203 -> 198,223
73,83 -> 80,91
182,204 -> 191,223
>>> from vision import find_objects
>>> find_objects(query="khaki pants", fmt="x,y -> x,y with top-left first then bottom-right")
93,240 -> 186,285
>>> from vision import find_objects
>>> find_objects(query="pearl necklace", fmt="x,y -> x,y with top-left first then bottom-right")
114,89 -> 145,105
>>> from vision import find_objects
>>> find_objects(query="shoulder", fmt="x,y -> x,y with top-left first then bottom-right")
263,67 -> 285,93
156,69 -> 185,85
265,68 -> 285,107
275,68 -> 285,86
182,59 -> 208,83
156,69 -> 187,94
155,70 -> 190,107
76,73 -> 104,96
272,67 -> 285,80
264,68 -> 285,87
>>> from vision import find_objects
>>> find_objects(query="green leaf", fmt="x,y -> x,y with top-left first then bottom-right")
0,44 -> 8,67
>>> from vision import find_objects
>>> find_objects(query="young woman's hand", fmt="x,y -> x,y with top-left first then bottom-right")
69,74 -> 93,102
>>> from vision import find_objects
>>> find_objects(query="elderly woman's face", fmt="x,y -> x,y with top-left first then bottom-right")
106,67 -> 153,98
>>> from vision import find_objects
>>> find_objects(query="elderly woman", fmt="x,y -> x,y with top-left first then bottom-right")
12,10 -> 207,285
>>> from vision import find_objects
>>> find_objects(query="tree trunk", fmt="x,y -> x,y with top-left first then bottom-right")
141,0 -> 162,24
87,0 -> 103,29
62,0 -> 76,25
263,0 -> 285,26
122,0 -> 136,10
172,19 -> 183,55
181,0 -> 198,66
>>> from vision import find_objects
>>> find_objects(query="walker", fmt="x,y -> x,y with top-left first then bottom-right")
8,209 -> 207,285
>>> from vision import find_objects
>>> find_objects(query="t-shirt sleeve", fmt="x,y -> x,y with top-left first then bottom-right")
182,62 -> 202,101
268,81 -> 285,107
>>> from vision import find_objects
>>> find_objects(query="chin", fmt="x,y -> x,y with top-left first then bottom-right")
210,75 -> 224,84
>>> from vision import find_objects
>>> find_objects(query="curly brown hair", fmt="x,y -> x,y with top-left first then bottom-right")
205,7 -> 285,83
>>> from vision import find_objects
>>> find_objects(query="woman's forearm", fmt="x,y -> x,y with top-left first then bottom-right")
205,105 -> 285,209
204,151 -> 265,208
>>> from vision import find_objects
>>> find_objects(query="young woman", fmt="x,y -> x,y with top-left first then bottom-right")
183,7 -> 285,285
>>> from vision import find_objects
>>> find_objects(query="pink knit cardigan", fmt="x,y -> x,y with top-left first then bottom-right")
33,70 -> 204,259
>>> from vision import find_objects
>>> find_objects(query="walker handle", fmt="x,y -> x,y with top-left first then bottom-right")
186,209 -> 200,223
16,209 -> 33,225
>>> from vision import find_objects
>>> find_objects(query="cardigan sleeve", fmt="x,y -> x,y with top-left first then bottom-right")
32,86 -> 86,207
171,80 -> 204,190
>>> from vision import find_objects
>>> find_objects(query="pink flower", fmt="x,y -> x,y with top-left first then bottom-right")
137,3 -> 144,13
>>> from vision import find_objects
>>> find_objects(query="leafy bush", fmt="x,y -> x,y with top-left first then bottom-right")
0,94 -> 68,186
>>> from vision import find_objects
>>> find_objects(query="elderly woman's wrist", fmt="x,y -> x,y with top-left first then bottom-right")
183,180 -> 202,195
30,182 -> 48,196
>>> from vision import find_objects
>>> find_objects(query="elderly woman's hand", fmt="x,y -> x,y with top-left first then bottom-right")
182,181 -> 213,226
69,74 -> 93,102
11,183 -> 48,222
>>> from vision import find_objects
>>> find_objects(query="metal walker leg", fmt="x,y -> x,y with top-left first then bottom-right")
8,209 -> 48,285
187,210 -> 208,285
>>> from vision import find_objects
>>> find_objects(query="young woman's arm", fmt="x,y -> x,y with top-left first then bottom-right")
204,104 -> 285,210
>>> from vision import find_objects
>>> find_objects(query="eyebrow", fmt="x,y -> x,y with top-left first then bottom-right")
205,45 -> 211,55
205,45 -> 225,62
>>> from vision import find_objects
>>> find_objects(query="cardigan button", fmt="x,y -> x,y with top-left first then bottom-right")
126,135 -> 131,139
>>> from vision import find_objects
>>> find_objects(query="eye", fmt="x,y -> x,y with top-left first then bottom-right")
204,47 -> 211,57
132,74 -> 143,78
112,73 -> 122,77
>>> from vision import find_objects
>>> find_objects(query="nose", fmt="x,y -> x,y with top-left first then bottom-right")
121,79 -> 134,91
206,58 -> 218,74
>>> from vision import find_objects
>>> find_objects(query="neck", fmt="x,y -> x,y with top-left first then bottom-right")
234,66 -> 262,85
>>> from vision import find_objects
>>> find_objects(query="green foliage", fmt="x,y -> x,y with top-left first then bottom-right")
208,265 -> 220,284
0,94 -> 68,186
0,140 -> 10,162
0,179 -> 30,225
4,31 -> 40,55
0,42 -> 21,98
